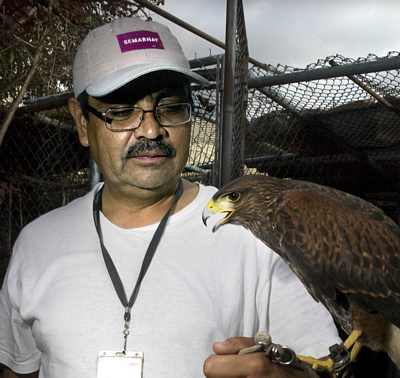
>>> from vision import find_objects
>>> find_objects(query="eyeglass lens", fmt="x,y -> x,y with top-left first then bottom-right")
105,103 -> 191,130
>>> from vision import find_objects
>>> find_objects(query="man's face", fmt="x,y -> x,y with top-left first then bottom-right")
81,87 -> 191,191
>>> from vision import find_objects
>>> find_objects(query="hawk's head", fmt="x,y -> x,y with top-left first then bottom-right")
202,175 -> 281,232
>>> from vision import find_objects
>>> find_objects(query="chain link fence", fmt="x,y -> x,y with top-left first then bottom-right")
244,52 -> 400,198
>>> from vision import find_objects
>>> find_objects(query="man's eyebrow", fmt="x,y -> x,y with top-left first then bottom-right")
156,88 -> 188,100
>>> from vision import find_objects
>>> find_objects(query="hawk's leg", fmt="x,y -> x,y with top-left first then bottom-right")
349,341 -> 362,362
296,330 -> 363,372
296,354 -> 333,371
343,330 -> 363,361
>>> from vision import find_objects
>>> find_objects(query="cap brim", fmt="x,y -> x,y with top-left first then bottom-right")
86,64 -> 210,97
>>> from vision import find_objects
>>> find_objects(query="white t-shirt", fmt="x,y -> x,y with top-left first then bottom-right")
0,183 -> 340,377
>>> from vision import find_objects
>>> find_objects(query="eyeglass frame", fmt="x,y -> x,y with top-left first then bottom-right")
85,102 -> 192,132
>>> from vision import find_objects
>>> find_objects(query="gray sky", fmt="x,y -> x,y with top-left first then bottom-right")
153,0 -> 400,68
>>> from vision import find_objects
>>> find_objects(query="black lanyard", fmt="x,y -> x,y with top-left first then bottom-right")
92,180 -> 183,352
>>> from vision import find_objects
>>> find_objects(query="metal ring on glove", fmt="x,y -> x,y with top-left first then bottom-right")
268,344 -> 297,365
258,342 -> 304,371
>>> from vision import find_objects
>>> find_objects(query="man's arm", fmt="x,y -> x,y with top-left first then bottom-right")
0,368 -> 39,378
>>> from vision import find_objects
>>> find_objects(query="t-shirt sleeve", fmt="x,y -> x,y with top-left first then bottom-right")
0,242 -> 41,374
265,249 -> 342,358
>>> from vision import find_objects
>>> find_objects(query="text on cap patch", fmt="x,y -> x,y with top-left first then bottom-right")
116,30 -> 164,53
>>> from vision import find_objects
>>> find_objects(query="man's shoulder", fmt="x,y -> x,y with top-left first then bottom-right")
18,186 -> 96,243
193,182 -> 218,203
197,182 -> 218,193
176,182 -> 218,222
7,187 -> 98,276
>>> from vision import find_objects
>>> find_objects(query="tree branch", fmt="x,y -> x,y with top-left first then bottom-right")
0,0 -> 54,146
0,43 -> 44,146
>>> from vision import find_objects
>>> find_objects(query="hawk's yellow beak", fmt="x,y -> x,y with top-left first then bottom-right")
202,198 -> 234,232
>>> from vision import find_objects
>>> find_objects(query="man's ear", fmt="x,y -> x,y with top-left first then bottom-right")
68,97 -> 89,147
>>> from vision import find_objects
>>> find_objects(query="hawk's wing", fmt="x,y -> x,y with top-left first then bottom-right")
269,187 -> 400,329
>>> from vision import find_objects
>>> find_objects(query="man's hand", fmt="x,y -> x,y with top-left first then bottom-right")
203,337 -> 316,378
0,367 -> 39,378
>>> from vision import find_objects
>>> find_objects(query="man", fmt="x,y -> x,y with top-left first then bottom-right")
0,17 -> 341,378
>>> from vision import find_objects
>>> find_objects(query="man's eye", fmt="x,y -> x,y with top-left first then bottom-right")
108,108 -> 136,120
158,104 -> 187,114
158,96 -> 186,106
160,105 -> 181,114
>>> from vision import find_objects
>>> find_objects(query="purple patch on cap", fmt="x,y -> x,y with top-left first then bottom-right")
117,30 -> 164,53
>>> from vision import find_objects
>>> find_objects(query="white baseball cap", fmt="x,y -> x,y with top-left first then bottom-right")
72,17 -> 210,98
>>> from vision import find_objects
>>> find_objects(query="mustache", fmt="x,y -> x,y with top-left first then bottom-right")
125,139 -> 176,158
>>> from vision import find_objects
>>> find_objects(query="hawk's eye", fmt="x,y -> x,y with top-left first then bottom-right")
227,192 -> 240,202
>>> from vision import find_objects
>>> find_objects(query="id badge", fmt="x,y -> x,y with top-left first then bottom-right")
97,351 -> 144,378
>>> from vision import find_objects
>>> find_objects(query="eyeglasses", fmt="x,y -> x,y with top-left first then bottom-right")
86,102 -> 192,132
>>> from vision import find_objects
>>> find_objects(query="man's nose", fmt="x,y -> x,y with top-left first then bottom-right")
134,110 -> 167,139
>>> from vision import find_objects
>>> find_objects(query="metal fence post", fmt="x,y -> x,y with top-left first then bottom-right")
213,55 -> 224,187
218,0 -> 249,186
219,0 -> 237,186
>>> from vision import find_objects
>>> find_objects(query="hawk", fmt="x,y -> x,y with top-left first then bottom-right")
202,175 -> 400,373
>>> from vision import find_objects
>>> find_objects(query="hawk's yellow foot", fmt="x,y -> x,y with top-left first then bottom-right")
296,331 -> 363,373
296,354 -> 334,372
